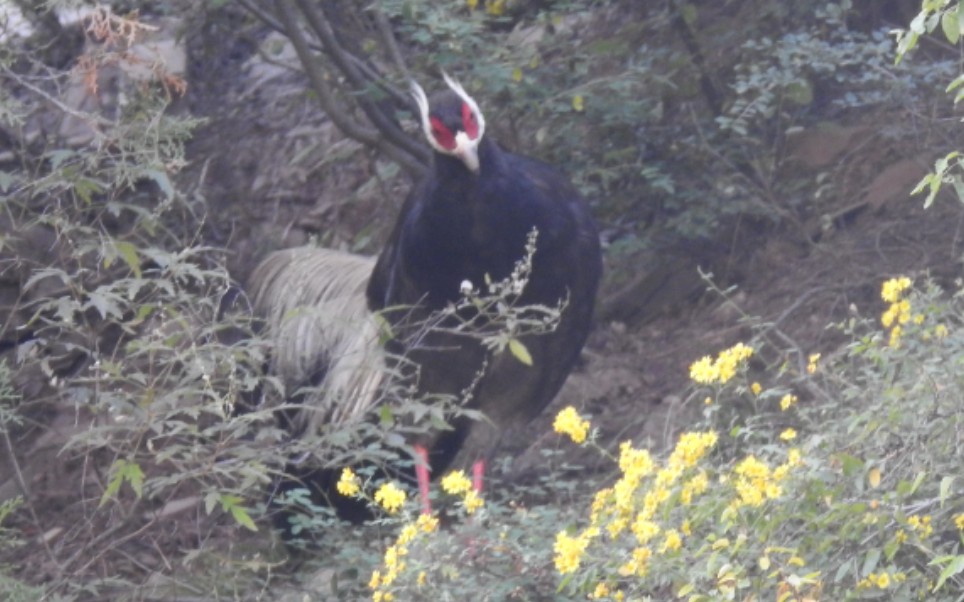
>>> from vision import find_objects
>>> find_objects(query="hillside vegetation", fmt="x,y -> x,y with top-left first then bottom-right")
1,0 -> 964,600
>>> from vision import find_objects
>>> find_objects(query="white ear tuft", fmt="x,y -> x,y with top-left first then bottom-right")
440,71 -> 486,142
410,80 -> 439,150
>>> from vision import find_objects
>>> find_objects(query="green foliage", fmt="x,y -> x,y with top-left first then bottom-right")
99,458 -> 145,506
326,275 -> 964,601
0,8 -> 283,596
526,275 -> 963,600
0,497 -> 47,602
895,0 -> 964,210
4,0 -> 964,598
0,362 -> 19,433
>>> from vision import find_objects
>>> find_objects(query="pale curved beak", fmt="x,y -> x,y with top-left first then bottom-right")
454,132 -> 480,173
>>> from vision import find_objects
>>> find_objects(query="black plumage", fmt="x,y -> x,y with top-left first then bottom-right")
247,74 -> 601,525
366,75 -> 602,474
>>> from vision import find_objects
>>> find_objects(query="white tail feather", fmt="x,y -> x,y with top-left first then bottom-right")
247,247 -> 384,433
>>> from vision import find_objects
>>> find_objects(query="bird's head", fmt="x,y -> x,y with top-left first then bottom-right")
411,73 -> 486,174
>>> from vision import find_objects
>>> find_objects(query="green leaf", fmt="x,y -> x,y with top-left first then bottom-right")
942,10 -> 960,43
99,459 -> 145,506
508,338 -> 533,366
784,80 -> 814,105
114,240 -> 142,278
46,149 -> 76,169
85,290 -> 124,320
74,177 -> 104,205
215,494 -> 259,531
379,404 -> 395,426
230,505 -> 259,532
940,476 -> 955,505
860,548 -> 881,577
895,30 -> 919,64
931,555 -> 964,591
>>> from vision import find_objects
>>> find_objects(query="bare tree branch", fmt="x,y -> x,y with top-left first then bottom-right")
270,0 -> 426,176
371,6 -> 411,82
295,0 -> 428,163
238,0 -> 414,111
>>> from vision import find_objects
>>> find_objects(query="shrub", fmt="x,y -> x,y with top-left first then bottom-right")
334,275 -> 963,601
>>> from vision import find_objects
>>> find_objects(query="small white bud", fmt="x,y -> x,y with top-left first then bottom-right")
460,279 -> 474,295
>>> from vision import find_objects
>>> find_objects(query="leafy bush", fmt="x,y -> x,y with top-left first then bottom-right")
323,275 -> 963,601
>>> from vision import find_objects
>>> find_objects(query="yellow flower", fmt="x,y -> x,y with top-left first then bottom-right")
889,324 -> 902,348
750,381 -> 762,395
589,487 -> 613,525
779,428 -> 797,441
463,490 -> 485,514
369,570 -> 381,589
606,516 -> 628,539
669,431 -> 718,469
689,356 -> 718,384
590,583 -> 610,599
374,482 -> 407,514
440,470 -> 472,495
681,471 -> 709,505
689,343 -> 754,385
618,546 -> 652,577
618,441 -> 654,479
881,305 -> 896,328
631,515 -> 660,544
466,0 -> 479,9
336,467 -> 361,497
732,455 -> 781,508
908,514 -> 933,538
485,0 -> 506,16
735,456 -> 769,480
416,513 -> 439,533
954,513 -> 964,531
876,572 -> 891,589
661,529 -> 682,553
397,523 -> 418,545
936,324 -> 949,338
641,483 -> 671,518
787,448 -> 802,466
716,342 -> 753,383
553,406 -> 590,444
553,530 -> 590,574
807,353 -> 820,374
881,276 -> 912,303
895,529 -> 908,544
897,299 -> 911,323
779,393 -> 798,411
417,571 -> 427,587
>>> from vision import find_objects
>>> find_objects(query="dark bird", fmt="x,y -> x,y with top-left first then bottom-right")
248,74 -> 602,522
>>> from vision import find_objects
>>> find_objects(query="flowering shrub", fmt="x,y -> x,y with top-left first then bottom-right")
341,275 -> 964,601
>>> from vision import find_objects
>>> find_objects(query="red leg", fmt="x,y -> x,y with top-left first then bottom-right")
472,458 -> 485,493
414,444 -> 432,515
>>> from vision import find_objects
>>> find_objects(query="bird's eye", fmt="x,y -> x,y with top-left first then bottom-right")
429,116 -> 456,150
